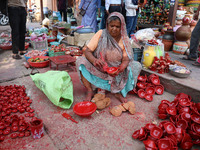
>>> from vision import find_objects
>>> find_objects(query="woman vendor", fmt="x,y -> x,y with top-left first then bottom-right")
76,12 -> 142,103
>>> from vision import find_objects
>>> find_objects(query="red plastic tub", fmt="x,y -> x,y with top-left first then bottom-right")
73,101 -> 97,117
28,56 -> 49,68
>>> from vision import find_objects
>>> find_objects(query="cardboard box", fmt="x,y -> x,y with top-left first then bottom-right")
65,35 -> 75,45
74,32 -> 95,47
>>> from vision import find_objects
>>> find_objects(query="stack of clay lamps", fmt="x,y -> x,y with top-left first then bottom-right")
0,85 -> 40,141
132,93 -> 200,150
149,52 -> 173,74
134,74 -> 164,101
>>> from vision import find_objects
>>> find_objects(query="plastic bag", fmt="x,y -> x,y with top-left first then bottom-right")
31,71 -> 73,109
134,28 -> 155,42
53,11 -> 62,22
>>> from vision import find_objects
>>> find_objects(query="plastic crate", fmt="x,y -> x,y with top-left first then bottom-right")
133,48 -> 143,62
48,48 -> 65,57
31,39 -> 48,50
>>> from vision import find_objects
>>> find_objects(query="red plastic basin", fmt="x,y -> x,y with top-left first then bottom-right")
28,56 -> 49,68
73,101 -> 97,117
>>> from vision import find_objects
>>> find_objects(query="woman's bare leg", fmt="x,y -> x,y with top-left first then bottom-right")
114,93 -> 128,103
80,73 -> 94,101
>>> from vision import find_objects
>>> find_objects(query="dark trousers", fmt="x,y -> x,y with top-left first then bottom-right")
8,6 -> 27,54
59,9 -> 67,22
189,19 -> 200,59
104,6 -> 122,25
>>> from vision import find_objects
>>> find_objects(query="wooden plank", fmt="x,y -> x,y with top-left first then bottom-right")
168,0 -> 179,27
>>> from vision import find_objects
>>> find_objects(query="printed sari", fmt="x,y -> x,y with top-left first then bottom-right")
76,12 -> 142,97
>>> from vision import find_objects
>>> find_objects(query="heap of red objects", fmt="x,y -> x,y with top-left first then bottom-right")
131,74 -> 164,101
149,52 -> 172,74
0,85 -> 40,142
132,93 -> 200,150
148,39 -> 159,45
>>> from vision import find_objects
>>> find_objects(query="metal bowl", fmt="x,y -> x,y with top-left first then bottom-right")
75,27 -> 94,34
169,69 -> 191,78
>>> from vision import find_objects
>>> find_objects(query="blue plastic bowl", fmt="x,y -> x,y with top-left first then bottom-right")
50,42 -> 60,46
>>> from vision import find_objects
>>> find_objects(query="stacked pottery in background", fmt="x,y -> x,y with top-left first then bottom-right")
173,16 -> 191,54
162,23 -> 174,52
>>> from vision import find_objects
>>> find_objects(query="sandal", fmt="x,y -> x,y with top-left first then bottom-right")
12,54 -> 22,59
181,56 -> 197,61
19,51 -> 28,55
192,62 -> 200,67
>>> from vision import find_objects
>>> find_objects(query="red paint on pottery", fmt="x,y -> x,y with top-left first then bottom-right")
30,119 -> 44,139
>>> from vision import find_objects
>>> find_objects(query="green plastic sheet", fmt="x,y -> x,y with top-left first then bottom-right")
31,71 -> 73,109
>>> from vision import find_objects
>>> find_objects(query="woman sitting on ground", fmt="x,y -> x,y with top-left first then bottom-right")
76,12 -> 142,103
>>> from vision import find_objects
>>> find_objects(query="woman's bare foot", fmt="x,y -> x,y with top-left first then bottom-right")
114,93 -> 128,103
84,91 -> 94,101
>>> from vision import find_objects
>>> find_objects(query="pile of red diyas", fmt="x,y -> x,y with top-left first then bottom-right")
132,93 -> 200,150
0,85 -> 40,141
149,52 -> 172,74
133,74 -> 164,101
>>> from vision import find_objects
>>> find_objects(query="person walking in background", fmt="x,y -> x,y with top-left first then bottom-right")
105,0 -> 123,15
183,4 -> 200,66
125,0 -> 141,38
75,0 -> 82,26
100,0 -> 106,29
105,0 -> 124,26
7,0 -> 27,59
58,0 -> 67,22
78,0 -> 101,33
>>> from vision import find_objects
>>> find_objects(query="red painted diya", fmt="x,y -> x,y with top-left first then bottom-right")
164,122 -> 176,134
143,139 -> 157,149
155,85 -> 164,95
137,75 -> 147,82
151,77 -> 160,85
137,89 -> 146,98
145,87 -> 155,95
150,126 -> 163,139
166,106 -> 177,116
158,114 -> 168,119
158,138 -> 172,149
106,67 -> 119,75
145,94 -> 153,101
137,82 -> 146,89
191,114 -> 200,124
176,119 -> 188,130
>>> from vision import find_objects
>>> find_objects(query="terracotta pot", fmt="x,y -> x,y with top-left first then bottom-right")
162,39 -> 174,51
163,31 -> 175,41
175,25 -> 191,41
173,41 -> 188,54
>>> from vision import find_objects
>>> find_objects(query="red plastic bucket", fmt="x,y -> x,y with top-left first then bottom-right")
30,119 -> 44,139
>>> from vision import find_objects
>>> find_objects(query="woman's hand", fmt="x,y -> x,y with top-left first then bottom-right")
117,64 -> 127,73
93,58 -> 105,72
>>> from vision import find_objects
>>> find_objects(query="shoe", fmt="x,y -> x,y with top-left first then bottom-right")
19,51 -> 28,55
12,54 -> 22,59
181,56 -> 197,61
192,61 -> 200,67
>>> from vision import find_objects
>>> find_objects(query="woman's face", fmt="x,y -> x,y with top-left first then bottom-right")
108,20 -> 121,38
